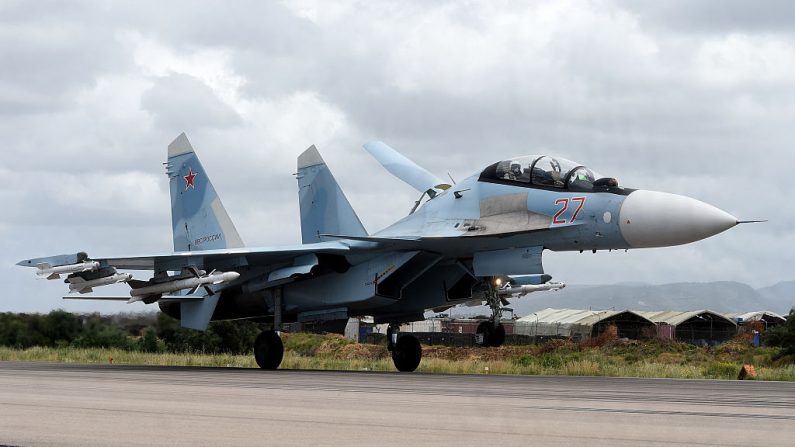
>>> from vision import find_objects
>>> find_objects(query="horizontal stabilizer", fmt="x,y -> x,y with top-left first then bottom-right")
319,234 -> 424,251
63,295 -> 129,301
320,234 -> 420,242
63,294 -> 207,302
363,141 -> 450,197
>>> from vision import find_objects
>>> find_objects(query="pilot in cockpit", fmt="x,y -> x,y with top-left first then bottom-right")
510,163 -> 522,179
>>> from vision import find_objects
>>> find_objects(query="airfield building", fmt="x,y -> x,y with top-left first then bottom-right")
514,308 -> 656,341
724,311 -> 787,329
351,308 -> 777,345
637,310 -> 737,344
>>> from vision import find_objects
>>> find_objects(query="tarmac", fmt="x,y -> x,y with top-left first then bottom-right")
1,361 -> 794,446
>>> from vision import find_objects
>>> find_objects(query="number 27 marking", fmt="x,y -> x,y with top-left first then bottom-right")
553,197 -> 586,224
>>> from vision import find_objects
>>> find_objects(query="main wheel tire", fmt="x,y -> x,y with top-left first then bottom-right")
391,335 -> 422,372
491,323 -> 506,347
476,321 -> 494,347
254,330 -> 284,370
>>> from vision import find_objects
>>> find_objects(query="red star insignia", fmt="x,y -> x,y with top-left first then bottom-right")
184,167 -> 198,190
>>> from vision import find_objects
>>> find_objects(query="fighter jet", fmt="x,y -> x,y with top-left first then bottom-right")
17,133 -> 746,371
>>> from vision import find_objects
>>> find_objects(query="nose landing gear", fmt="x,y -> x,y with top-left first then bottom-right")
476,284 -> 510,347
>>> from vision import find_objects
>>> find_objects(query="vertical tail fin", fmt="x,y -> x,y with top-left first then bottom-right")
166,133 -> 244,252
297,145 -> 367,243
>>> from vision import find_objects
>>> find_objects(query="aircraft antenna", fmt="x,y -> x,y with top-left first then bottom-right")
447,173 -> 457,185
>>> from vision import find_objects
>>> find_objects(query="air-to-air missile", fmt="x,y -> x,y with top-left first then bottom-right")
492,274 -> 566,297
497,281 -> 566,297
127,270 -> 240,303
67,273 -> 133,294
35,261 -> 100,280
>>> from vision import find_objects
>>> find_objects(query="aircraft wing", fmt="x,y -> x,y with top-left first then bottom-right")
18,241 -> 354,272
363,141 -> 451,197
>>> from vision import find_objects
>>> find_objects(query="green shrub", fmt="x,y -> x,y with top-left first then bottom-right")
763,311 -> 795,360
704,362 -> 739,379
283,332 -> 328,356
513,353 -> 569,369
138,328 -> 161,353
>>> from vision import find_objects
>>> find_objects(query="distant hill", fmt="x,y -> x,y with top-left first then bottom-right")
451,281 -> 795,318
757,281 -> 795,314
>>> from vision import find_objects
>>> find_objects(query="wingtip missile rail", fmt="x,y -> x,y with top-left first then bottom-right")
15,252 -> 99,280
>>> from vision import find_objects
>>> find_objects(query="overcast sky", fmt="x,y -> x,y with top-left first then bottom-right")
2,0 -> 793,313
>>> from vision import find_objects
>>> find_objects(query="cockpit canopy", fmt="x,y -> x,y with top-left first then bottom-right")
479,155 -> 609,192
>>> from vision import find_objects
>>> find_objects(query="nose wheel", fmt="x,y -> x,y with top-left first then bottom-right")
476,321 -> 506,347
254,330 -> 284,370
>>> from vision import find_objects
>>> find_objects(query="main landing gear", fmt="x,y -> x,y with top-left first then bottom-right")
253,324 -> 424,372
254,330 -> 284,370
476,283 -> 509,348
255,287 -> 285,370
387,324 -> 422,372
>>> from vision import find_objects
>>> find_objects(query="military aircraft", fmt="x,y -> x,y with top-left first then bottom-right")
17,133 -> 744,371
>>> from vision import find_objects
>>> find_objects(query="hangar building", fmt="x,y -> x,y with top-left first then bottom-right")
637,310 -> 737,344
514,308 -> 656,340
724,311 -> 787,329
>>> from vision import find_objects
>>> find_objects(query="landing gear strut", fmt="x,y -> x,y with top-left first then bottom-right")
254,330 -> 284,370
476,284 -> 508,347
387,324 -> 422,372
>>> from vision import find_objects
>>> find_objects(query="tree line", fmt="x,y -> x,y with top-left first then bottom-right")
0,310 -> 262,355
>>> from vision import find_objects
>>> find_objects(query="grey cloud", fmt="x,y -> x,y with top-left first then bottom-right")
0,1 -> 132,114
141,74 -> 242,131
617,0 -> 795,34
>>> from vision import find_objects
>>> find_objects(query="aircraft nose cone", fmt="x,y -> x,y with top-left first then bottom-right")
619,190 -> 737,248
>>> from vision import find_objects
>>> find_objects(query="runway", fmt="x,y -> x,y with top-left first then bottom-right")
1,362 -> 794,446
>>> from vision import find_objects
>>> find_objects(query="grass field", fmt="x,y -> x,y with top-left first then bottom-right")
2,333 -> 794,380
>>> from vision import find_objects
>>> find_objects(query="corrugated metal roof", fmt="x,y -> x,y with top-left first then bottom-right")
517,308 -> 613,324
635,310 -> 736,326
724,311 -> 786,323
515,308 -> 655,337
